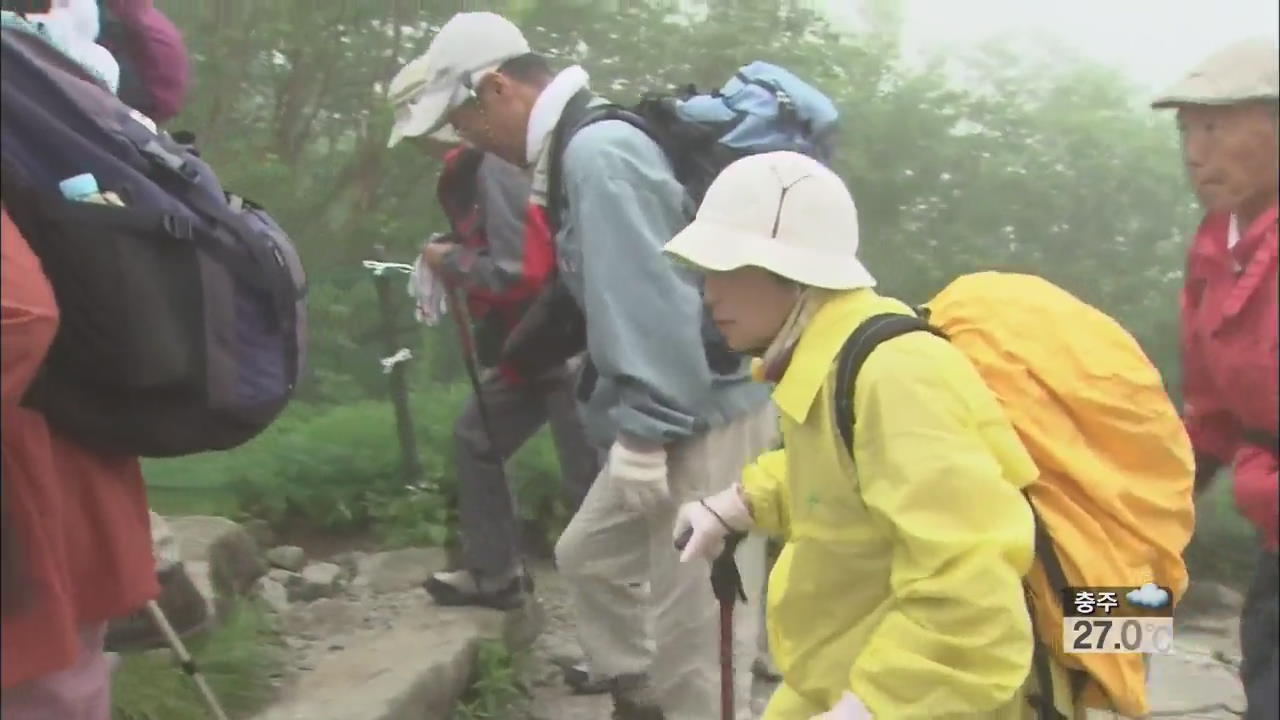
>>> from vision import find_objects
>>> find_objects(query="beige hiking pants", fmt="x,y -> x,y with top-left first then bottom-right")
556,404 -> 777,720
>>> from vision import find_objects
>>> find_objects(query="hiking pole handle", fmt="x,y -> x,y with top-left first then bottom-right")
673,527 -> 747,606
674,526 -> 693,552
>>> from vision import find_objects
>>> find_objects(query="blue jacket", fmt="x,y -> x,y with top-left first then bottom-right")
555,118 -> 770,447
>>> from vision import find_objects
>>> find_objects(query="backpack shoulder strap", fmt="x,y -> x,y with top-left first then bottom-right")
832,312 -> 943,455
544,91 -> 655,233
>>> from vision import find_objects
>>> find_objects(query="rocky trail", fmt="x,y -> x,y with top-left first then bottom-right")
160,515 -> 1249,720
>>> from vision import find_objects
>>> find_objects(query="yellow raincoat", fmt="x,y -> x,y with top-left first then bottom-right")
746,289 -> 1073,719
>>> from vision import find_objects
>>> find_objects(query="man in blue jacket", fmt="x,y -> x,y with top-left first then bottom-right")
385,12 -> 773,719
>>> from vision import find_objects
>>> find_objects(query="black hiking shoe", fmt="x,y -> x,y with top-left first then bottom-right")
105,563 -> 210,652
552,657 -> 644,696
423,569 -> 528,611
753,654 -> 782,681
611,691 -> 665,720
609,675 -> 664,719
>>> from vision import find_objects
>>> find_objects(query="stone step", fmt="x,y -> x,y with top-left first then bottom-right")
253,602 -> 538,720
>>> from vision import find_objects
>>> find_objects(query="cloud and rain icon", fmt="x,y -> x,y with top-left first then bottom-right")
1126,583 -> 1171,609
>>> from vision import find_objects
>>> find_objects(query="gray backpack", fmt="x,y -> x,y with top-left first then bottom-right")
0,24 -> 306,457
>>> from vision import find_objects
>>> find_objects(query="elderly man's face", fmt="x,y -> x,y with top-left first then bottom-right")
1177,102 -> 1279,217
444,73 -> 533,167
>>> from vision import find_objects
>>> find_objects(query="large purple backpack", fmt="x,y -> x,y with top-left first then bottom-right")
0,25 -> 307,457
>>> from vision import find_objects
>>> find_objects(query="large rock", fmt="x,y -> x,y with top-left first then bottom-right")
292,563 -> 343,602
255,577 -> 290,615
252,605 -> 521,720
167,516 -> 268,601
243,518 -> 277,549
266,546 -> 308,573
358,548 -> 448,595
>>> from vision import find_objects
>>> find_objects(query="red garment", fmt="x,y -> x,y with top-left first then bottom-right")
1180,203 -> 1279,551
1,207 -> 158,689
100,0 -> 190,122
434,148 -> 555,384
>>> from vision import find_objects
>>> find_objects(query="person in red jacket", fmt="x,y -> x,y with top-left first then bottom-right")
96,0 -> 189,124
1,204 -> 159,719
1152,37 -> 1278,720
403,140 -> 601,614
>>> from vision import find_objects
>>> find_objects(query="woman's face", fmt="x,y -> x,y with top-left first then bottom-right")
702,266 -> 799,353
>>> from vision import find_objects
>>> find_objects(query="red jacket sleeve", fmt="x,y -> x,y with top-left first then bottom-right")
1,207 -> 59,407
1179,273 -> 1239,464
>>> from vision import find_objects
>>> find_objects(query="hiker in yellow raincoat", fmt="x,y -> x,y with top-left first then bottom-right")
666,152 -> 1077,719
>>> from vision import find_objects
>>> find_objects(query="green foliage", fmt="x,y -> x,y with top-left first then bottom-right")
145,0 -> 1212,552
147,386 -> 466,534
145,378 -> 569,548
112,600 -> 283,720
452,640 -> 528,720
369,483 -> 457,548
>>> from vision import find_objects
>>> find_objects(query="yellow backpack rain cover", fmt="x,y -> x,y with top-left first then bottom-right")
924,272 -> 1196,717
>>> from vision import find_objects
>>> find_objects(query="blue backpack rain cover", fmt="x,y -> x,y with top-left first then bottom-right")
676,61 -> 839,164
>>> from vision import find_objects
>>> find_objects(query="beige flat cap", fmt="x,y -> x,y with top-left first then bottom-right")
1152,37 -> 1279,109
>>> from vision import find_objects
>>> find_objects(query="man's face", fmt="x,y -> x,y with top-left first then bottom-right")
443,73 -> 532,167
1177,102 -> 1279,215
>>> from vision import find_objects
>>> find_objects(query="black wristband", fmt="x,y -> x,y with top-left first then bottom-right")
700,498 -> 734,533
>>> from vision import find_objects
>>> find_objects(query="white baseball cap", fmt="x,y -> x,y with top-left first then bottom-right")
664,152 -> 876,291
385,12 -> 531,148
1152,37 -> 1279,109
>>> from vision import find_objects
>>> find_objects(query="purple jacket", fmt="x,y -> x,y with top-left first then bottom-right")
101,0 -> 189,122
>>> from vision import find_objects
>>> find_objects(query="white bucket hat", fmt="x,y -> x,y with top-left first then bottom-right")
664,151 -> 876,290
385,12 -> 531,148
1152,37 -> 1279,109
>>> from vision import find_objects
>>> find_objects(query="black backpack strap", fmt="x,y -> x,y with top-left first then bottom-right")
832,312 -> 944,455
1027,502 -> 1073,720
544,90 -> 652,233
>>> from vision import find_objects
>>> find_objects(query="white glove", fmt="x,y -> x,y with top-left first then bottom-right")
609,441 -> 669,514
811,692 -> 873,720
672,484 -> 753,563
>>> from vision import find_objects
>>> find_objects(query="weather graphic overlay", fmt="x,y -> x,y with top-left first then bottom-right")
1062,583 -> 1175,654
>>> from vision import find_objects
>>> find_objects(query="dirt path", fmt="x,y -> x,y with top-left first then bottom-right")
521,561 -> 780,719
523,570 -> 1249,720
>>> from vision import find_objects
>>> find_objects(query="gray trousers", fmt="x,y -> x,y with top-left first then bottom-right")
556,404 -> 776,720
455,361 -> 600,577
1241,549 -> 1278,720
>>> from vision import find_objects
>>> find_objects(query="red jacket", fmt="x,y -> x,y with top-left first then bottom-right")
1,207 -> 158,688
433,148 -> 554,383
100,0 -> 190,123
1180,203 -> 1279,551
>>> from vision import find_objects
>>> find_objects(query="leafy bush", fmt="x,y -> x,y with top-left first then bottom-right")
452,640 -> 528,720
145,378 -> 574,550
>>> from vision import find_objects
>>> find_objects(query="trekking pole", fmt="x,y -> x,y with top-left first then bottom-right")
442,280 -> 496,443
676,528 -> 747,720
145,600 -> 230,720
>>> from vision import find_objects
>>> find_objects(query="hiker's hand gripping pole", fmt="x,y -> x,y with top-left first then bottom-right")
675,527 -> 746,720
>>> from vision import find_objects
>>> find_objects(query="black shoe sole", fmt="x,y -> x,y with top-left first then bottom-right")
553,658 -> 617,695
423,575 -> 525,611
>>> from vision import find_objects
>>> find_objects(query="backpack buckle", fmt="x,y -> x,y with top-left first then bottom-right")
162,214 -> 194,241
